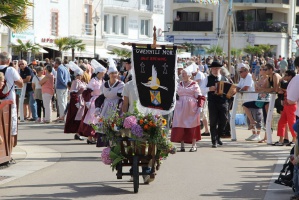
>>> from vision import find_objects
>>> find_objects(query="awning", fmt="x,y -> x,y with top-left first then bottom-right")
177,52 -> 191,58
97,48 -> 117,59
39,48 -> 48,53
107,44 -> 132,51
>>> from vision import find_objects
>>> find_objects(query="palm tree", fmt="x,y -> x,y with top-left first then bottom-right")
231,48 -> 243,60
243,45 -> 263,58
258,44 -> 274,57
54,37 -> 69,58
63,37 -> 86,61
108,48 -> 131,59
0,0 -> 33,31
12,39 -> 41,60
205,45 -> 225,57
183,42 -> 195,55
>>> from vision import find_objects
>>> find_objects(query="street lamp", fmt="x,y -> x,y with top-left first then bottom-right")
92,13 -> 100,59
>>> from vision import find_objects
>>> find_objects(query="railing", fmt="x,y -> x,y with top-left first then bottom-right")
173,21 -> 213,31
82,24 -> 93,35
233,0 -> 289,3
230,92 -> 276,144
236,21 -> 288,33
103,0 -> 153,11
174,0 -> 291,2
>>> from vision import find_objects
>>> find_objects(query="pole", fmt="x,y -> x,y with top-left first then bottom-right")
94,23 -> 96,59
227,0 -> 233,72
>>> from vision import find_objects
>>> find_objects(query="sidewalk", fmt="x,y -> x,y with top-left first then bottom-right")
0,121 -> 295,200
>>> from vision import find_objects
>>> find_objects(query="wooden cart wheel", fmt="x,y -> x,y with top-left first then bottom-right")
133,156 -> 139,193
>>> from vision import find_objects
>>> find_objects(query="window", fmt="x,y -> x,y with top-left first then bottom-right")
121,17 -> 126,34
142,0 -> 150,5
84,4 -> 92,35
51,12 -> 58,36
140,19 -> 149,36
205,12 -> 208,21
112,16 -> 118,34
177,12 -> 199,22
104,15 -> 109,33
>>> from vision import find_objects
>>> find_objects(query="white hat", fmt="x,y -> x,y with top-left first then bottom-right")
91,59 -> 106,74
191,63 -> 199,72
183,65 -> 194,76
69,61 -> 83,76
107,57 -> 118,75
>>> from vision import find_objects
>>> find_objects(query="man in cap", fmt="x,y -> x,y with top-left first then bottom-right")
123,58 -> 132,83
201,61 -> 232,148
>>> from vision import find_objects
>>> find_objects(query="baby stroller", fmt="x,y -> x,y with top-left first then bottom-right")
274,146 -> 295,192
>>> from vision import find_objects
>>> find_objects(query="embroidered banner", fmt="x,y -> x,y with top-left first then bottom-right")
132,45 -> 177,114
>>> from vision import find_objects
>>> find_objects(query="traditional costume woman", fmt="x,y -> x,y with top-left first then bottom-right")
77,59 -> 106,144
64,62 -> 86,137
171,65 -> 205,152
95,57 -> 124,147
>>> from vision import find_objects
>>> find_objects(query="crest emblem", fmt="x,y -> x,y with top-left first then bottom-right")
150,90 -> 161,105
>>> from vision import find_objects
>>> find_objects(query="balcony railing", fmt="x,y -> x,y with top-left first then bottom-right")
233,0 -> 289,3
82,24 -> 93,35
236,21 -> 288,33
173,21 -> 213,31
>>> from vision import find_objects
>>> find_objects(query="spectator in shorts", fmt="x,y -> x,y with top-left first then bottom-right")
0,52 -> 23,151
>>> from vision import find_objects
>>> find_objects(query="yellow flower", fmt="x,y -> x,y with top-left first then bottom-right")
162,119 -> 167,126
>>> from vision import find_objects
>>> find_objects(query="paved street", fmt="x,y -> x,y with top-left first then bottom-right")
0,121 -> 295,200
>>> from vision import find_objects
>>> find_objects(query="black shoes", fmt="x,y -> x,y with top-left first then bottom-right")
212,143 -> 217,148
201,132 -> 210,136
178,148 -> 185,152
217,140 -> 223,146
74,134 -> 84,141
87,139 -> 96,144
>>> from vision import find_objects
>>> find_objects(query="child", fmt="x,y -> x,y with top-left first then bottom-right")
291,119 -> 299,200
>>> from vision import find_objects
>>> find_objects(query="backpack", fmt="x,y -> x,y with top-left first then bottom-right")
0,67 -> 13,99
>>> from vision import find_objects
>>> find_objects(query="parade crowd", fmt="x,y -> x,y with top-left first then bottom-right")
1,51 -> 299,198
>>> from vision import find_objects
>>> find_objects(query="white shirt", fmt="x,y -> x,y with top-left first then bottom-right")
237,73 -> 257,102
32,75 -> 44,89
287,75 -> 299,116
122,80 -> 138,113
0,65 -> 21,104
194,71 -> 206,90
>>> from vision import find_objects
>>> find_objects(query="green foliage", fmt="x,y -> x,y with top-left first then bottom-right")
231,48 -> 243,58
205,45 -> 225,56
182,42 -> 195,54
92,102 -> 176,170
62,37 -> 86,61
0,0 -> 33,31
12,39 -> 41,59
108,48 -> 131,59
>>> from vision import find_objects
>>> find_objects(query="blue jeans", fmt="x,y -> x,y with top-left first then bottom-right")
28,91 -> 37,120
294,165 -> 299,196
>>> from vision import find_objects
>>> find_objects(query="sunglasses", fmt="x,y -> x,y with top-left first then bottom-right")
19,63 -> 24,65
239,71 -> 245,73
262,68 -> 268,71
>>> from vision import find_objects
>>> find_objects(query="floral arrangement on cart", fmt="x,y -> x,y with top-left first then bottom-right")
92,105 -> 176,171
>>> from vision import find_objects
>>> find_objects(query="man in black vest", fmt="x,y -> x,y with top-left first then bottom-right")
202,61 -> 231,148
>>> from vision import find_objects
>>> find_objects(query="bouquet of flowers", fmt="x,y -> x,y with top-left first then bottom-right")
94,104 -> 176,170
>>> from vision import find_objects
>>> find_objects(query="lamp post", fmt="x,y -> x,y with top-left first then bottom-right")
92,13 -> 100,59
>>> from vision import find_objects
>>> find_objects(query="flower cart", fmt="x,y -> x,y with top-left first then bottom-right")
94,110 -> 175,193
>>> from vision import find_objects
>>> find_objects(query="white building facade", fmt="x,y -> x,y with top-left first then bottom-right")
1,0 -> 166,60
165,0 -> 299,58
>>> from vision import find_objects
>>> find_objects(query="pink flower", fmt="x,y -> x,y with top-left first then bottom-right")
101,147 -> 112,165
123,116 -> 137,129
